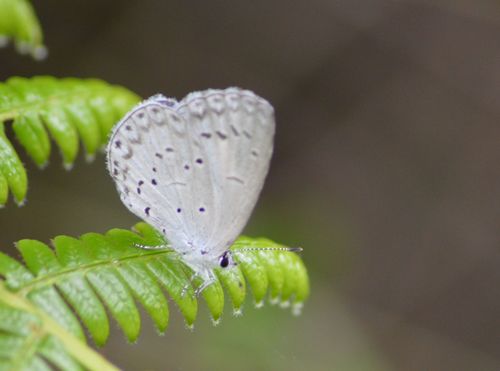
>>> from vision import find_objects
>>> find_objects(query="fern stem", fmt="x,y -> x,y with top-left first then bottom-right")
15,249 -> 172,296
0,282 -> 120,371
0,86 -> 112,122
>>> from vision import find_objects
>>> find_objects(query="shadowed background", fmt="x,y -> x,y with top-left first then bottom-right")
1,1 -> 499,370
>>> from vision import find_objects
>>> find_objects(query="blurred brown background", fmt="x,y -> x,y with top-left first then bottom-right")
1,1 -> 499,370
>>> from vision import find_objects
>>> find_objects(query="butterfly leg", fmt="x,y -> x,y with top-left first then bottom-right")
194,277 -> 215,296
180,271 -> 200,298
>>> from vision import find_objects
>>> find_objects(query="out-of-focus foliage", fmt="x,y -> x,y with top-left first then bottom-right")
0,0 -> 46,59
0,76 -> 140,206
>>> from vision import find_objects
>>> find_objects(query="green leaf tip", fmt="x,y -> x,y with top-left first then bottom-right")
0,0 -> 47,60
0,223 -> 310,360
0,76 -> 141,207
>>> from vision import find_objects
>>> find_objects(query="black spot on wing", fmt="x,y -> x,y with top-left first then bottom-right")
216,131 -> 227,140
230,125 -> 240,136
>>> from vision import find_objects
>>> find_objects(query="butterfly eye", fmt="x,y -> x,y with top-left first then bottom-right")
219,252 -> 230,268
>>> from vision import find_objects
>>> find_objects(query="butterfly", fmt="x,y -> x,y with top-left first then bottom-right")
107,88 -> 282,292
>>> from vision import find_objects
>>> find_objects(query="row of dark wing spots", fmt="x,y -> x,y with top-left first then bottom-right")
137,180 -> 144,194
114,140 -> 122,148
201,127 -> 246,139
162,99 -> 176,108
112,161 -> 120,177
174,206 -> 204,213
183,157 -> 204,170
151,179 -> 157,185
148,202 -> 208,217
251,149 -> 259,157
125,125 -> 132,131
155,152 -> 163,159
113,160 -> 120,176
166,147 -> 174,152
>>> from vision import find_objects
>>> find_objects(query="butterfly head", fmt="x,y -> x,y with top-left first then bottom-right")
218,251 -> 231,268
181,249 -> 235,279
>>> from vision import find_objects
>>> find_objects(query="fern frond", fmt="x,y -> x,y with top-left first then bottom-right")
0,76 -> 140,206
0,223 -> 309,369
0,0 -> 46,59
0,285 -> 119,371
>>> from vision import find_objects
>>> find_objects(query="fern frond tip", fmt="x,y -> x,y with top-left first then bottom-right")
62,162 -> 74,171
292,302 -> 304,316
32,46 -> 48,61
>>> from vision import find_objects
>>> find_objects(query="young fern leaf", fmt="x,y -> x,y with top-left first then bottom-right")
0,223 -> 309,370
0,0 -> 46,59
0,76 -> 140,206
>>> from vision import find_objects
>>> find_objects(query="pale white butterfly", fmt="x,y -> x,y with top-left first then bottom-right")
107,88 -> 296,293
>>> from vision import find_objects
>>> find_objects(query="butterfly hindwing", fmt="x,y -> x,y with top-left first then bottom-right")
107,88 -> 275,258
177,89 -> 275,255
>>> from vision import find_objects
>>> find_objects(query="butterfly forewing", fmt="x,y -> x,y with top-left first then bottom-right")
107,88 -> 275,258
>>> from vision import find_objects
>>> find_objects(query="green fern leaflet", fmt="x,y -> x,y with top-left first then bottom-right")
0,223 -> 309,370
0,0 -> 46,59
0,76 -> 140,207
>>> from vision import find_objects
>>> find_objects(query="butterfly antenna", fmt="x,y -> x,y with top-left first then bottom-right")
235,246 -> 303,253
134,242 -> 172,250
